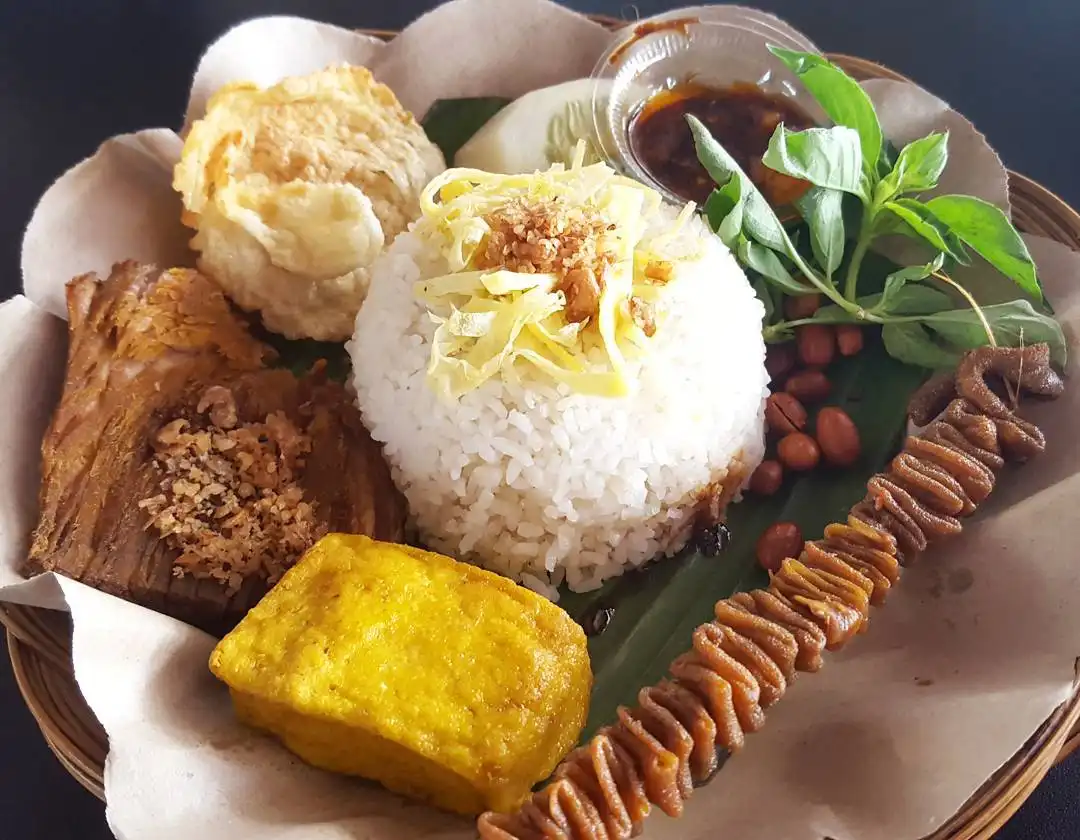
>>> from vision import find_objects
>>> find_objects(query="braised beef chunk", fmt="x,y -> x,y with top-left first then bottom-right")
25,261 -> 405,636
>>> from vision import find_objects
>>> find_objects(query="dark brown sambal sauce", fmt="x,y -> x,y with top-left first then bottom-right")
629,81 -> 815,207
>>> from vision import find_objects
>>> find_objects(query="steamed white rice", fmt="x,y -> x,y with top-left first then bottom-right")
348,206 -> 768,598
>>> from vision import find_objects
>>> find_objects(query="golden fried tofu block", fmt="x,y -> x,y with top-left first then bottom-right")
209,534 -> 592,815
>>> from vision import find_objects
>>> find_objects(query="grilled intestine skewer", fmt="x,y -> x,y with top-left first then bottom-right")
477,343 -> 1064,840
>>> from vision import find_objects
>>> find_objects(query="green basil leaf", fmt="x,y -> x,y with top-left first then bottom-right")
880,132 -> 949,198
738,238 -> 810,295
924,195 -> 1043,303
841,192 -> 866,240
877,138 -> 901,179
689,115 -> 803,266
873,178 -> 899,207
884,253 -> 946,286
752,276 -> 776,325
887,284 -> 952,315
883,198 -> 971,264
744,191 -> 791,252
921,300 -> 1067,368
876,253 -> 947,313
809,303 -> 862,324
870,207 -> 910,236
796,187 -> 846,278
768,47 -> 883,172
787,223 -> 809,259
762,125 -> 865,196
421,97 -> 512,162
882,322 -> 962,369
704,179 -> 744,249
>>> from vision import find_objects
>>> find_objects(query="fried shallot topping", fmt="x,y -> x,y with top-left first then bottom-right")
643,260 -> 674,283
629,296 -> 657,337
139,386 -> 327,594
477,197 -> 618,323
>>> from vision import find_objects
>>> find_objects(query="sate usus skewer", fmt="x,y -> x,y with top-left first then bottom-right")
478,343 -> 1064,840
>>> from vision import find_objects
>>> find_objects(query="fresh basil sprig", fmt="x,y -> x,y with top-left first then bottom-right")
692,48 -> 1064,371
689,116 -> 859,315
768,47 -> 883,171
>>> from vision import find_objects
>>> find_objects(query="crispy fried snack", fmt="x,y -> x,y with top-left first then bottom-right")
174,66 -> 445,341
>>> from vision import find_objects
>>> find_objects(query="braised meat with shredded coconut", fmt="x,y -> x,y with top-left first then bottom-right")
26,261 -> 405,635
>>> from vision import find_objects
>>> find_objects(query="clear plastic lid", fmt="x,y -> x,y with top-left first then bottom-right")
590,9 -> 826,204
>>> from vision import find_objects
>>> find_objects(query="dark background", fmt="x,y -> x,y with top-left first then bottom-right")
1,1 -> 1078,837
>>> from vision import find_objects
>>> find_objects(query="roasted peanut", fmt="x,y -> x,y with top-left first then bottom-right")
836,324 -> 864,356
784,369 -> 832,403
796,324 -> 835,367
777,431 -> 821,471
765,342 -> 797,381
764,392 -> 807,435
756,521 -> 803,573
784,293 -> 821,320
748,460 -> 784,496
815,406 -> 862,467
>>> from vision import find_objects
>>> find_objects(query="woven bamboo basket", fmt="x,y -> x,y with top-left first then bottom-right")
2,15 -> 1080,839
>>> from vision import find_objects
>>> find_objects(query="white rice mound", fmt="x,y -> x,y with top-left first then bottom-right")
348,206 -> 769,598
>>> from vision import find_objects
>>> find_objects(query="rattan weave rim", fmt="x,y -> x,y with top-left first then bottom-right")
2,17 -> 1079,839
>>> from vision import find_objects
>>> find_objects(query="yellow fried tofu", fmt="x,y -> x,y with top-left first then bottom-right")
209,534 -> 592,815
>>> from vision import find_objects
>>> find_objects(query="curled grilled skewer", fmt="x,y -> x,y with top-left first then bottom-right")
478,345 -> 1061,840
